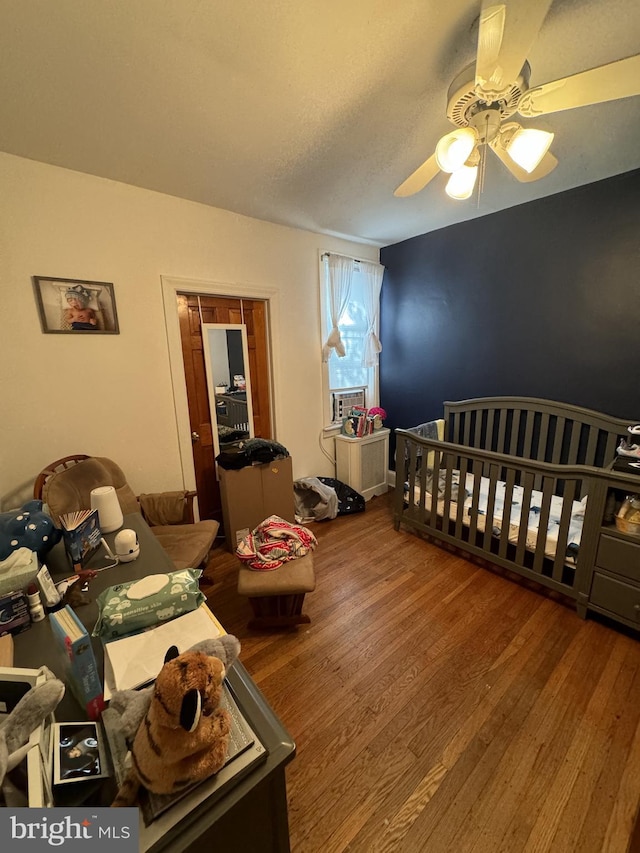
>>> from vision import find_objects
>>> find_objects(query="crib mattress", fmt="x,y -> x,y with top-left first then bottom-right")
408,471 -> 586,566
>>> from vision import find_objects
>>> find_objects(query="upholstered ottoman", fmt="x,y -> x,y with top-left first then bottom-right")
237,552 -> 315,629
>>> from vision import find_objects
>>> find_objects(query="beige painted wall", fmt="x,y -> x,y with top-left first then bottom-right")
0,153 -> 378,511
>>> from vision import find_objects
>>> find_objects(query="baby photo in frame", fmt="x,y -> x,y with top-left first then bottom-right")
32,276 -> 120,335
52,722 -> 109,785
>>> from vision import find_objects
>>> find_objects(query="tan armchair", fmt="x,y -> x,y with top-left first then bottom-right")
34,455 -> 219,571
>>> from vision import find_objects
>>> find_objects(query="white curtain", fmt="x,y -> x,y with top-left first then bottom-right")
359,261 -> 384,367
321,254 -> 354,362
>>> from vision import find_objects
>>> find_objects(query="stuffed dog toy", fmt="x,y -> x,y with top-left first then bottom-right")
112,636 -> 239,806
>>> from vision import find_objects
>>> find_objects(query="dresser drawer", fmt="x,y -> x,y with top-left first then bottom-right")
590,572 -> 640,624
595,534 -> 640,582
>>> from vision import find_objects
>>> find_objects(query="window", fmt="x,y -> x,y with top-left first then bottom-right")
320,252 -> 383,428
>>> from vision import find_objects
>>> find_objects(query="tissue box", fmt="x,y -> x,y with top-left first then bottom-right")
0,549 -> 39,598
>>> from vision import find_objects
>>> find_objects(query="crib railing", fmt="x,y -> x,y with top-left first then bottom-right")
216,395 -> 250,431
394,430 -> 606,598
444,397 -> 630,473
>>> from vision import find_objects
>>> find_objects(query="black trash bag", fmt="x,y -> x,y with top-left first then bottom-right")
317,477 -> 365,516
243,438 -> 290,464
216,446 -> 251,469
294,478 -> 339,522
217,439 -> 290,470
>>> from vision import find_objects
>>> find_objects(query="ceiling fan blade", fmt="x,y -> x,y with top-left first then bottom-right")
475,5 -> 506,91
394,154 -> 440,197
518,54 -> 640,117
490,139 -> 558,182
476,0 -> 553,98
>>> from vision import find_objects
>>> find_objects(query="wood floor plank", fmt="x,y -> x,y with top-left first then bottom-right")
203,491 -> 640,853
294,575 -> 520,792
604,719 -> 640,853
520,637 -> 631,853
467,624 -> 617,853
388,609 -> 584,853
548,642 -> 640,852
574,642 -> 640,852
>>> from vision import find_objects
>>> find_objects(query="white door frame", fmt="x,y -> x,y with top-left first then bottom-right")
161,275 -> 281,495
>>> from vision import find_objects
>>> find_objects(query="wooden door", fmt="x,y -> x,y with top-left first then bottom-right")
177,293 -> 272,521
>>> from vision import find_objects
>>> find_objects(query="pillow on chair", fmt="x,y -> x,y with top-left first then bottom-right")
138,491 -> 218,570
40,456 -> 218,571
138,492 -> 190,526
149,526 -> 217,572
43,457 -> 138,526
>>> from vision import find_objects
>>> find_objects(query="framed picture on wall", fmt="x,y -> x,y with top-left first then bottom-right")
32,276 -> 120,334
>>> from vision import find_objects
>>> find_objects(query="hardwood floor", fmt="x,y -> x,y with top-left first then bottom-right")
203,492 -> 640,853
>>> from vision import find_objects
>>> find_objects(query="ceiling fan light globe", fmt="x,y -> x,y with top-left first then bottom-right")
435,127 -> 477,173
445,165 -> 478,200
506,128 -> 554,173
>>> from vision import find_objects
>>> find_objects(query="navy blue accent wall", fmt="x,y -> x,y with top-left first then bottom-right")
380,169 -> 640,463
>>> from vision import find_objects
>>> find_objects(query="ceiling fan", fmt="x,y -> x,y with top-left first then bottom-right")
394,0 -> 640,201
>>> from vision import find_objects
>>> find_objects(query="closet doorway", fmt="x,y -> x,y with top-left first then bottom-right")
177,293 -> 272,522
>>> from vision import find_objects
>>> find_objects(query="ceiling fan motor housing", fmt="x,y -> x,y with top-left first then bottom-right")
446,62 -> 531,133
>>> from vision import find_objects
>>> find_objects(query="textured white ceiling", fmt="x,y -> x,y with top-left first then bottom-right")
0,0 -> 638,246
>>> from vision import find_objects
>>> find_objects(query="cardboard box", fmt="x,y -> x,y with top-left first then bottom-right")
219,457 -> 295,551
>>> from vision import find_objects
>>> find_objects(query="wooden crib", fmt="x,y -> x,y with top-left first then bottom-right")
394,397 -> 640,621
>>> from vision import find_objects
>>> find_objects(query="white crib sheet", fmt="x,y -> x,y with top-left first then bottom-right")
409,471 -> 586,564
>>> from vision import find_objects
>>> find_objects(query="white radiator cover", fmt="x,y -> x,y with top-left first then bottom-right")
335,428 -> 389,501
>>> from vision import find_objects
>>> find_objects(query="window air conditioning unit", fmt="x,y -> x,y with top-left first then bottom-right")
332,388 -> 366,422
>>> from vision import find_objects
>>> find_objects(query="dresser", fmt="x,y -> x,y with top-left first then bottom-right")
578,461 -> 640,631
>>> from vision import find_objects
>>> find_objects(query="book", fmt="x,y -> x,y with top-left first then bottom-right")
613,455 -> 640,475
346,405 -> 369,438
103,605 -> 224,697
50,605 -> 105,721
60,509 -> 102,570
52,721 -> 109,786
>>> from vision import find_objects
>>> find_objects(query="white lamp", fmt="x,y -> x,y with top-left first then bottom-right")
90,486 -> 124,533
506,127 -> 554,173
445,165 -> 479,200
435,127 -> 477,173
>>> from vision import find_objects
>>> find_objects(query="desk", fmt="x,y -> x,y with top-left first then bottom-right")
13,514 -> 295,852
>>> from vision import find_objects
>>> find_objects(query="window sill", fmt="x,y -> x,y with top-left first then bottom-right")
322,423 -> 342,436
